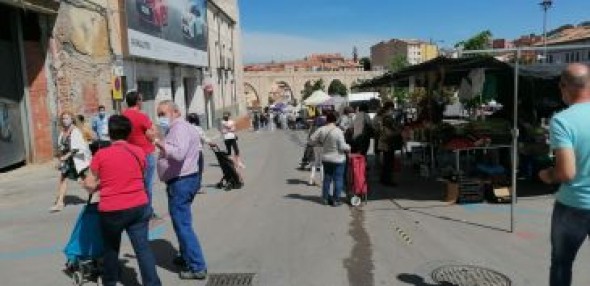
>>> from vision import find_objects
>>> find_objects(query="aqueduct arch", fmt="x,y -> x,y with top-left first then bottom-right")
244,70 -> 383,107
244,82 -> 260,109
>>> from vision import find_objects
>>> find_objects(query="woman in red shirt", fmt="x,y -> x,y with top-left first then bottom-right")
82,115 -> 161,286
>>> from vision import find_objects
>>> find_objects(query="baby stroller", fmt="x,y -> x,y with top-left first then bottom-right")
63,195 -> 104,285
211,145 -> 243,190
347,154 -> 369,207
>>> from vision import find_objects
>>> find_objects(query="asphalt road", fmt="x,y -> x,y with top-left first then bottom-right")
1,129 -> 590,285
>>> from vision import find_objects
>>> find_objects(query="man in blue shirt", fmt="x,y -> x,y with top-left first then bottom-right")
90,105 -> 111,154
539,63 -> 590,286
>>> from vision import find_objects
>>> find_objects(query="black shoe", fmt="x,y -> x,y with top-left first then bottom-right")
322,199 -> 330,206
172,256 -> 186,268
179,269 -> 207,280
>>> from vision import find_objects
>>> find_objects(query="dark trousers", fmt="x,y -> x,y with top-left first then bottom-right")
381,150 -> 395,184
550,202 -> 590,286
167,174 -> 207,272
100,205 -> 161,286
224,139 -> 240,156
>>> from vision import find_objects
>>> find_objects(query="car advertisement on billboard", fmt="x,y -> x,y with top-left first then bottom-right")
126,0 -> 208,66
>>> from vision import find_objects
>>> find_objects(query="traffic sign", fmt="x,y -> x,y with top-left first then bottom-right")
112,76 -> 123,100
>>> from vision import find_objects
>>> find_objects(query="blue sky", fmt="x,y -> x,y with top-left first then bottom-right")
240,0 -> 590,63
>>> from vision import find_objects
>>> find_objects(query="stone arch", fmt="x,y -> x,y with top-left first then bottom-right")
244,82 -> 260,109
327,78 -> 347,95
269,80 -> 294,103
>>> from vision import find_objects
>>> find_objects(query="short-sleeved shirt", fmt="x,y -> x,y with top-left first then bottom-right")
550,102 -> 590,209
123,108 -> 155,155
90,141 -> 148,212
221,120 -> 236,140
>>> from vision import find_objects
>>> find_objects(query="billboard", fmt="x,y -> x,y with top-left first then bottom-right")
126,0 -> 208,66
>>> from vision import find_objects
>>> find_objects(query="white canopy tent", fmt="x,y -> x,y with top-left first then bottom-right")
303,90 -> 331,106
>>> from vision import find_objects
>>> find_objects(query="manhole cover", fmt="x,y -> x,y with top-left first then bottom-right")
206,273 -> 255,286
431,265 -> 511,286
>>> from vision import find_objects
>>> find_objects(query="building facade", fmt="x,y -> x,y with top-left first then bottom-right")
542,25 -> 590,64
244,53 -> 362,73
0,0 -> 243,168
370,39 -> 439,70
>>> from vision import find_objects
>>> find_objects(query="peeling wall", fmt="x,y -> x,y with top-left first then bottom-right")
49,1 -> 114,116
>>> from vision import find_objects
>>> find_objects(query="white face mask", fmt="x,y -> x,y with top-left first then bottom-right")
62,117 -> 73,127
158,116 -> 171,134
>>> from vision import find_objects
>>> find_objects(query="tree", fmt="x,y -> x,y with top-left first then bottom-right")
301,79 -> 325,100
455,30 -> 493,51
389,55 -> 409,72
359,57 -> 371,71
328,79 -> 348,96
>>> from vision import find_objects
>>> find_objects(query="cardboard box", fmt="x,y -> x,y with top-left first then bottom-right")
444,182 -> 459,203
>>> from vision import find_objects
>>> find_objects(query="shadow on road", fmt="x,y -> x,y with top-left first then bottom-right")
285,193 -> 324,205
122,239 -> 179,277
286,178 -> 308,185
119,258 -> 141,286
150,239 -> 178,273
397,273 -> 454,286
64,195 -> 86,206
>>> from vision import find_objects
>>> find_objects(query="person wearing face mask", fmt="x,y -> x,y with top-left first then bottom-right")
221,112 -> 245,169
91,105 -> 111,153
50,111 -> 92,212
154,100 -> 208,280
123,91 -> 159,219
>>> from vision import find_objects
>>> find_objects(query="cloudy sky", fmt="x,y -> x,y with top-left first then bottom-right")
239,0 -> 590,64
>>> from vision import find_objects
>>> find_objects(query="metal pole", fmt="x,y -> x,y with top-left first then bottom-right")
511,49 -> 521,233
540,0 -> 553,64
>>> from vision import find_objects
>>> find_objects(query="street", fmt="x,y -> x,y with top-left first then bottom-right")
1,129 -> 590,286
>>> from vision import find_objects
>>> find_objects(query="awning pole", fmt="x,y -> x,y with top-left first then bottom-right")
511,49 -> 521,233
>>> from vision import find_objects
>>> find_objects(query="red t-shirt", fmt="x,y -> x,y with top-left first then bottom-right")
123,108 -> 155,154
90,142 -> 149,212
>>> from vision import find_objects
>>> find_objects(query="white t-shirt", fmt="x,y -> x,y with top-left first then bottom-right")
221,120 -> 236,140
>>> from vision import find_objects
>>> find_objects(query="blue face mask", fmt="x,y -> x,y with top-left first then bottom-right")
158,116 -> 171,134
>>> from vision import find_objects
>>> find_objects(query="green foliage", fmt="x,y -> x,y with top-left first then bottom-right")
359,57 -> 371,71
328,79 -> 348,96
301,79 -> 325,100
391,87 -> 410,103
455,30 -> 493,51
389,55 -> 409,72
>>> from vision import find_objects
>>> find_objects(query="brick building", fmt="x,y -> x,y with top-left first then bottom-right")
370,39 -> 439,71
244,53 -> 362,73
0,0 -> 243,168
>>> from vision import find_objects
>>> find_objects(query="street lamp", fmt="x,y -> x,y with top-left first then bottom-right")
540,0 -> 553,64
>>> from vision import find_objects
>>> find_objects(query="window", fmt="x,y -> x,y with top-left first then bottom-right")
575,52 -> 580,62
566,53 -> 570,63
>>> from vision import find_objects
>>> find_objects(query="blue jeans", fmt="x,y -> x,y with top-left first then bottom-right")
550,202 -> 590,286
145,153 -> 156,207
322,161 -> 345,202
167,173 -> 207,272
100,205 -> 161,286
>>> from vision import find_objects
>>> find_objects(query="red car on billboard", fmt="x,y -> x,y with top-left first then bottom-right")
136,0 -> 168,30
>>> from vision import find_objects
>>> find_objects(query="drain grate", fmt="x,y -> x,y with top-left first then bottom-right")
206,273 -> 255,286
431,265 -> 511,286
